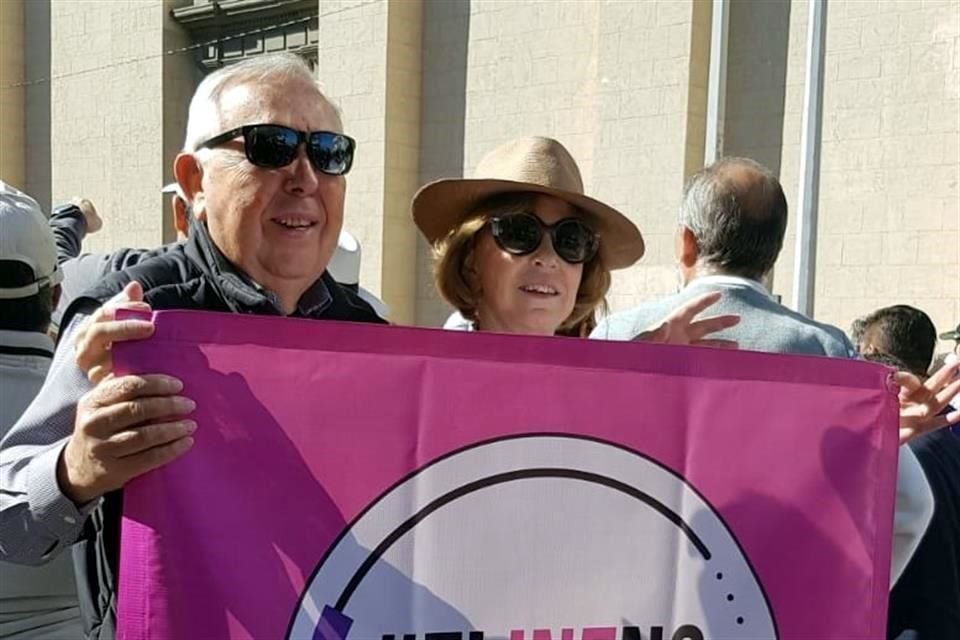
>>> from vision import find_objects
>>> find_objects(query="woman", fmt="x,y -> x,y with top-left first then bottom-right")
414,136 -> 643,337
414,136 -> 732,341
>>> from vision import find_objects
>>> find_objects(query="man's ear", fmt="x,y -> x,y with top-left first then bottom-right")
172,197 -> 189,239
174,153 -> 205,221
677,225 -> 699,268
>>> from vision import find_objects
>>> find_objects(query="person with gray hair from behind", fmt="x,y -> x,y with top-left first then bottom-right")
0,181 -> 81,639
593,157 -> 854,355
0,52 -> 384,639
590,157 -> 960,590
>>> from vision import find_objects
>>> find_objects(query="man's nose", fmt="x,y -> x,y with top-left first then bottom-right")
283,145 -> 321,195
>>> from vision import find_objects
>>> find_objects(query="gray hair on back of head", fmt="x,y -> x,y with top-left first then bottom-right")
182,53 -> 342,153
679,156 -> 788,281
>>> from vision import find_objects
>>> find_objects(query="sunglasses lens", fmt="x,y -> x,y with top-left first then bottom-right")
308,132 -> 355,176
494,214 -> 542,255
245,125 -> 299,168
553,219 -> 598,263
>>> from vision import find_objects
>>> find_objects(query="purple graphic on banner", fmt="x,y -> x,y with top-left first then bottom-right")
313,606 -> 352,640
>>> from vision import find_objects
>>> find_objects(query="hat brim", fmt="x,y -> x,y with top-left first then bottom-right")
412,178 -> 644,270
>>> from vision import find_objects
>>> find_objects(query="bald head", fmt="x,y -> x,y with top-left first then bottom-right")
679,157 -> 788,281
713,160 -> 782,220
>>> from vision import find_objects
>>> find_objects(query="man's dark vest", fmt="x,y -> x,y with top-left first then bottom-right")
58,223 -> 386,639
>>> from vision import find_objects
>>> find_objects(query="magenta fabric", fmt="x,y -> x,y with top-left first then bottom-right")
114,310 -> 899,640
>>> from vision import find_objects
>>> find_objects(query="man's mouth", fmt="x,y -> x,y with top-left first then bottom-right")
272,216 -> 318,230
519,284 -> 559,296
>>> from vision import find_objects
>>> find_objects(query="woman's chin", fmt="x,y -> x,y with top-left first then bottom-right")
508,314 -> 566,337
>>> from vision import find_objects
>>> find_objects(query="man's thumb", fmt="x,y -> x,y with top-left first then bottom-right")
118,280 -> 145,303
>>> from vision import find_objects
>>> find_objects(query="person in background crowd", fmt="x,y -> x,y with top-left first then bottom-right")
0,52 -> 385,639
49,187 -> 187,271
851,305 -> 937,378
0,181 -> 82,639
47,186 -> 189,334
851,311 -> 960,640
590,156 -> 960,586
934,322 -> 960,374
414,136 -> 739,342
327,229 -> 390,320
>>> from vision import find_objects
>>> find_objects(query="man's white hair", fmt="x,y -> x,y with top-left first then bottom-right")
182,53 -> 341,153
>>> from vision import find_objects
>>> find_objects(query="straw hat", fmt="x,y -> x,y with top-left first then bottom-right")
412,137 -> 644,269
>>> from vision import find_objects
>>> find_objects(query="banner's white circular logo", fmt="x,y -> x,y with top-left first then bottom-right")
288,435 -> 777,640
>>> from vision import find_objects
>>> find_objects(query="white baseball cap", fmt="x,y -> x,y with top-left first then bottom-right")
328,230 -> 390,320
328,230 -> 361,285
0,181 -> 62,299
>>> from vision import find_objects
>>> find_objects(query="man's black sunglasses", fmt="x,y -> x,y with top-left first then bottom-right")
197,124 -> 355,176
489,213 -> 599,264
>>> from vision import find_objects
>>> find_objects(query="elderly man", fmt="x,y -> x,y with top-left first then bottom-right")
591,157 -> 960,588
0,53 -> 384,639
593,157 -> 854,355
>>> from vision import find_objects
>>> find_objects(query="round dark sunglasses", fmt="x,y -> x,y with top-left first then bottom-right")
489,213 -> 600,264
197,124 -> 355,176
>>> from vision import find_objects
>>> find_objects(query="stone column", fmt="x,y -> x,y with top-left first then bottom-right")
0,0 -> 26,191
316,0 -> 423,325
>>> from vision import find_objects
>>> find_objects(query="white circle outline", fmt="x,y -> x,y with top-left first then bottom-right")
287,434 -> 778,639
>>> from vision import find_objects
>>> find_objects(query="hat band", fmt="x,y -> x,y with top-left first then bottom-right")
0,269 -> 61,299
0,281 -> 43,299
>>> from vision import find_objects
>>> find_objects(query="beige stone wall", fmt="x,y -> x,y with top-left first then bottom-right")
50,0 -> 169,254
776,0 -> 960,351
415,0 -> 711,326
0,0 -> 26,190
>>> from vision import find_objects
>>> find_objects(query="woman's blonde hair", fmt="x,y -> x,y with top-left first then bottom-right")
433,192 -> 610,337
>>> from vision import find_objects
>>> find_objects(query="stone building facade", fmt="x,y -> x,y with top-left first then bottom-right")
1,0 -> 957,345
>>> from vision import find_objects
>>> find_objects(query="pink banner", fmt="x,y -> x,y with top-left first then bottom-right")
114,310 -> 899,640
